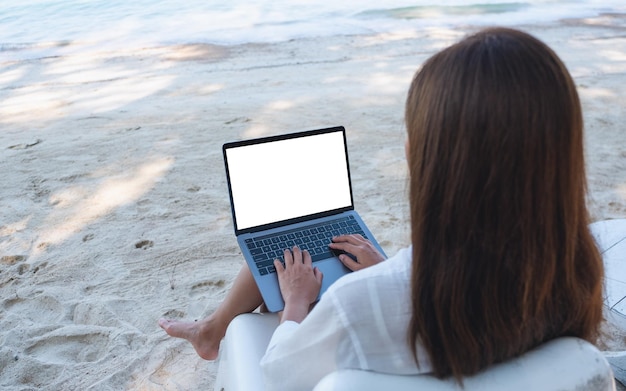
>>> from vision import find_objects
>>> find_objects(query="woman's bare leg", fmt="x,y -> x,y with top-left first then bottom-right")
158,264 -> 263,360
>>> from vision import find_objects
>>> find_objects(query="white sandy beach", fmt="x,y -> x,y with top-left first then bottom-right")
1,15 -> 626,390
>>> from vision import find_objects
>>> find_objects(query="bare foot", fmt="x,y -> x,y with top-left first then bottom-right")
158,316 -> 226,360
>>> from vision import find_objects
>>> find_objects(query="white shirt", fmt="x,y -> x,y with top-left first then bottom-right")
260,246 -> 432,391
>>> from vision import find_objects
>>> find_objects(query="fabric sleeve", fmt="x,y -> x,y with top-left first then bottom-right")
260,291 -> 351,391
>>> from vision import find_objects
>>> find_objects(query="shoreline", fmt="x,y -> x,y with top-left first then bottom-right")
1,11 -> 625,65
1,16 -> 625,390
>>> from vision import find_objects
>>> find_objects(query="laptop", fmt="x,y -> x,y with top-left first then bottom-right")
223,126 -> 386,312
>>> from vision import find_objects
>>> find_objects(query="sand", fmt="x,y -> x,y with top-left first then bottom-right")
1,15 -> 626,391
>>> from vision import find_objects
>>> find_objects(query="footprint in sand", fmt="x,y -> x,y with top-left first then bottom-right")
1,255 -> 27,266
17,263 -> 30,275
3,294 -> 64,324
59,173 -> 88,183
162,309 -> 186,319
1,255 -> 30,275
28,177 -> 50,202
8,139 -> 43,150
190,279 -> 226,298
32,262 -> 48,274
135,240 -> 154,249
24,328 -> 109,364
224,117 -> 251,125
72,302 -> 118,328
185,280 -> 227,317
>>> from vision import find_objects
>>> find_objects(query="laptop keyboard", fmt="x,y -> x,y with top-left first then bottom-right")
244,216 -> 367,275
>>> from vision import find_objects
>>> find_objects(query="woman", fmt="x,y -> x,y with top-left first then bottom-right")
161,27 -> 604,389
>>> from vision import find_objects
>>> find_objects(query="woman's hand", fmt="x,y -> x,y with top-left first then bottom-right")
329,234 -> 386,271
275,246 -> 323,323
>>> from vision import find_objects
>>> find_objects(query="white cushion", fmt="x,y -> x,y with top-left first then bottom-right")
313,337 -> 614,391
215,314 -> 615,391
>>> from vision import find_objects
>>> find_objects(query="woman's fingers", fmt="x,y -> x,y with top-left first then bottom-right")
284,248 -> 294,264
314,266 -> 323,284
302,247 -> 312,266
291,246 -> 303,264
329,241 -> 358,256
276,246 -> 311,273
328,234 -> 386,271
280,246 -> 307,265
332,234 -> 367,245
336,253 -> 361,270
274,258 -> 285,272
275,246 -> 323,320
329,234 -> 364,255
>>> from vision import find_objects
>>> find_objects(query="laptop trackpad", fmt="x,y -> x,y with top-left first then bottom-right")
316,257 -> 351,299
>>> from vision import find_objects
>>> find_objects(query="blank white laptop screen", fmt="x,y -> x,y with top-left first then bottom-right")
225,131 -> 352,231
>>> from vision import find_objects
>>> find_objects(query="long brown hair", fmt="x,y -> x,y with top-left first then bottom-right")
405,27 -> 604,380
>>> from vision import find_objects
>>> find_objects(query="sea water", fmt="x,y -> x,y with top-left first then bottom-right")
0,0 -> 624,58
